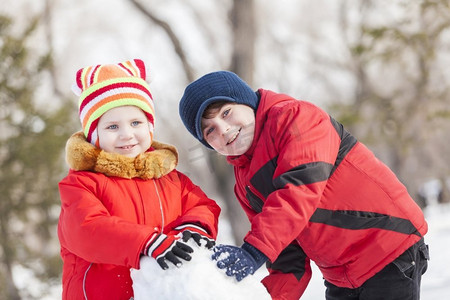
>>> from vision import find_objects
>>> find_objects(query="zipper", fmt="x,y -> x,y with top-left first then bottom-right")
153,180 -> 165,230
245,185 -> 265,213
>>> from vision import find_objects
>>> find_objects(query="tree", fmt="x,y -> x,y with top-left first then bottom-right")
128,0 -> 255,243
0,14 -> 74,299
330,0 -> 450,205
204,0 -> 257,243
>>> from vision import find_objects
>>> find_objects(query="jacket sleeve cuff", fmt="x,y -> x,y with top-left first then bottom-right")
174,223 -> 212,237
242,242 -> 268,267
142,232 -> 159,256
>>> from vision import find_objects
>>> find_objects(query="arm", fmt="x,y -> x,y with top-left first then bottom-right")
166,171 -> 221,243
245,102 -> 341,261
262,243 -> 312,299
58,172 -> 155,268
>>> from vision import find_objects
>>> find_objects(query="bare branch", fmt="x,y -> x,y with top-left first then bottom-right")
129,0 -> 195,81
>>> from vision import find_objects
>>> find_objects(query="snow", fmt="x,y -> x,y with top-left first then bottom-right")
131,203 -> 450,299
131,240 -> 270,300
420,203 -> 450,298
9,203 -> 450,299
300,203 -> 450,299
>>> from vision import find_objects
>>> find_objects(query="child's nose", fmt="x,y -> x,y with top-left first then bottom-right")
119,126 -> 133,139
217,121 -> 230,135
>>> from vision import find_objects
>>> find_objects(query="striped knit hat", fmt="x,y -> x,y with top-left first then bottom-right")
72,59 -> 155,146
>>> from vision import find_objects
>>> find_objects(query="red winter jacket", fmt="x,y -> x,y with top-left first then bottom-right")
227,90 -> 427,300
58,132 -> 220,300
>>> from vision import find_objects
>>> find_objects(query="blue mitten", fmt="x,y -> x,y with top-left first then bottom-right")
211,242 -> 268,281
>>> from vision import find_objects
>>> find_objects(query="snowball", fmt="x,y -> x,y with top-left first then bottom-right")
131,241 -> 270,300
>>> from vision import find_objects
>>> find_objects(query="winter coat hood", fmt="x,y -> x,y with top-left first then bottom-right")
65,131 -> 178,179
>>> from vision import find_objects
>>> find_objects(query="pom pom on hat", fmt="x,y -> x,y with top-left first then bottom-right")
178,71 -> 259,148
74,59 -> 155,146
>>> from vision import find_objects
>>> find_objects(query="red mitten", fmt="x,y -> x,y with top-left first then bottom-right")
174,223 -> 215,249
144,233 -> 193,270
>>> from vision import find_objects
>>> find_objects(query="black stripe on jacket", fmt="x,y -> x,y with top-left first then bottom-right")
250,157 -> 278,199
266,243 -> 308,280
246,116 -> 357,212
329,116 -> 357,176
273,161 -> 334,189
310,208 -> 422,237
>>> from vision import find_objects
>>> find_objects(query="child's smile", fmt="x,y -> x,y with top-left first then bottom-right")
116,143 -> 138,153
202,103 -> 255,156
226,128 -> 241,145
97,106 -> 152,158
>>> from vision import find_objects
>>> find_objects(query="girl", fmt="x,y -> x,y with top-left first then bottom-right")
58,59 -> 220,299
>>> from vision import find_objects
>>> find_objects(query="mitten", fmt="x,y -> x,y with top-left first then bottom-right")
211,242 -> 268,281
174,223 -> 216,249
144,233 -> 193,270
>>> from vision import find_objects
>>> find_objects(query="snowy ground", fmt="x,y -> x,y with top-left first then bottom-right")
419,203 -> 450,299
131,203 -> 450,299
300,203 -> 450,299
13,203 -> 450,299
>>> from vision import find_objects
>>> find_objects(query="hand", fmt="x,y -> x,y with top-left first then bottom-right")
145,233 -> 193,270
175,223 -> 216,249
211,242 -> 268,281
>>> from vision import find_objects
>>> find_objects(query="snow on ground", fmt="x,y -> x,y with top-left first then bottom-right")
420,203 -> 450,299
13,203 -> 450,299
300,203 -> 450,299
131,204 -> 450,299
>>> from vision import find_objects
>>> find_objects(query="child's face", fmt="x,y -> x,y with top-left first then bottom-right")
97,106 -> 152,158
201,103 -> 255,156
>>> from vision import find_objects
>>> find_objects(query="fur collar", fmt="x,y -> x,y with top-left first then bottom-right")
65,131 -> 178,179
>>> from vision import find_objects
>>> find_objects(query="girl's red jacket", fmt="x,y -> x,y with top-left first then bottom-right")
58,133 -> 220,300
227,89 -> 428,299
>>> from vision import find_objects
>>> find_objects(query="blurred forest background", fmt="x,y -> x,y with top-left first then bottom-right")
1,0 -> 449,299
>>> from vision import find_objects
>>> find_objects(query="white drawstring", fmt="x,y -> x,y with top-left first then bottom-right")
83,263 -> 93,299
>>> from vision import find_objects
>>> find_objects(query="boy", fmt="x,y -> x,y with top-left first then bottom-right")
178,71 -> 429,300
58,59 -> 220,299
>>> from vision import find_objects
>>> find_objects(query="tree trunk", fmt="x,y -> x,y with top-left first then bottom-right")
0,217 -> 21,300
208,0 -> 256,244
207,154 -> 250,243
230,0 -> 256,84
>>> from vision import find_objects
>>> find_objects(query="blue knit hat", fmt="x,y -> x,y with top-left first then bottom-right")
179,71 -> 259,148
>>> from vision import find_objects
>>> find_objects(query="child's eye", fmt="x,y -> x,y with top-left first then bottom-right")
204,127 -> 214,136
107,124 -> 118,130
131,120 -> 142,127
222,108 -> 230,118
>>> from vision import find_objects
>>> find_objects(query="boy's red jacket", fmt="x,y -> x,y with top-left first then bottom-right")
227,89 -> 428,299
58,132 -> 220,300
